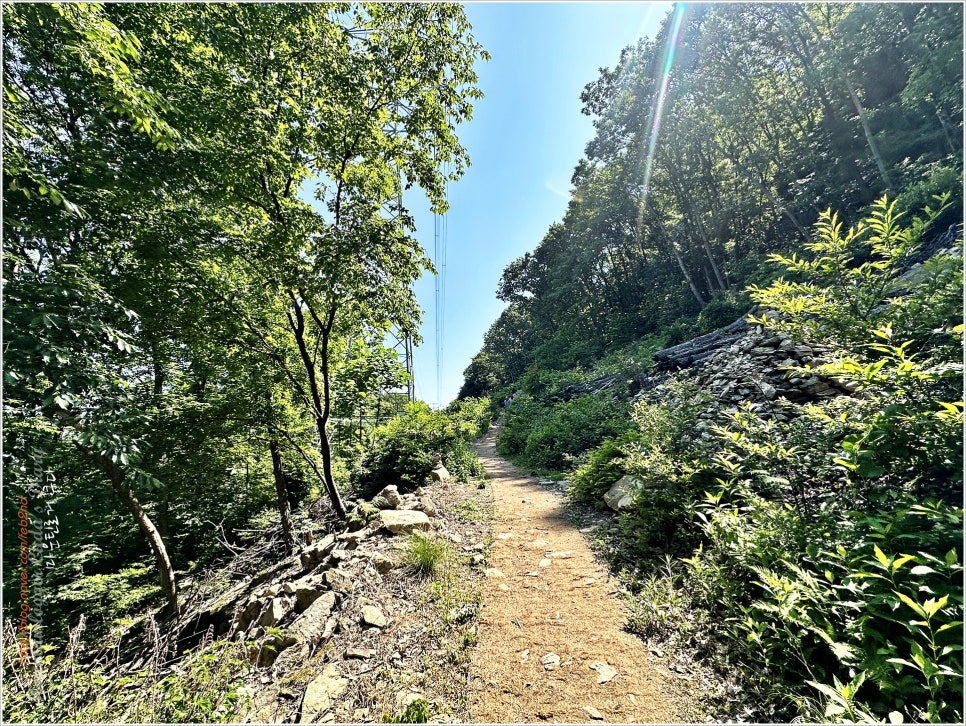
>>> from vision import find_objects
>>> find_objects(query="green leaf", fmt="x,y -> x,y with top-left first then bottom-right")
894,591 -> 926,618
874,545 -> 891,568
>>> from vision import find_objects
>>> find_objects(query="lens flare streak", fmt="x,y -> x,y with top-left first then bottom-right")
641,2 -> 687,200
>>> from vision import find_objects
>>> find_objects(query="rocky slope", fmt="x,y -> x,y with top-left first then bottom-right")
172,472 -> 494,723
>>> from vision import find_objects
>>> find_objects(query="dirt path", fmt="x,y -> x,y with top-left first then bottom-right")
467,426 -> 688,723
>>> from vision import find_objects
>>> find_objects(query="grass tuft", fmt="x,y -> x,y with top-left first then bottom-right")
402,532 -> 450,576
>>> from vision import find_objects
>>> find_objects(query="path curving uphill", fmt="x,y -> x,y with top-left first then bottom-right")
468,425 -> 688,723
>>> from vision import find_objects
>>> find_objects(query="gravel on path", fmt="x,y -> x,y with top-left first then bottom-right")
467,425 -> 687,723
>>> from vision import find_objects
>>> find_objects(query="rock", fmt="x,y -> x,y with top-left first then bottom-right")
471,554 -> 485,566
398,493 -> 420,510
603,475 -> 642,511
254,631 -> 297,667
324,568 -> 355,594
541,653 -> 560,671
361,605 -> 387,628
258,597 -> 288,628
548,550 -> 573,559
760,382 -> 777,399
234,599 -> 266,632
329,548 -> 351,562
485,568 -> 506,578
374,485 -> 403,509
338,529 -> 368,547
430,464 -> 450,483
582,706 -> 605,720
295,584 -> 327,613
538,559 -> 552,568
496,532 -> 514,540
589,661 -> 618,684
379,509 -> 430,534
417,496 -> 439,517
346,647 -> 376,659
301,664 -> 348,722
299,534 -> 337,570
282,582 -> 298,595
287,591 -> 338,644
370,552 -> 396,574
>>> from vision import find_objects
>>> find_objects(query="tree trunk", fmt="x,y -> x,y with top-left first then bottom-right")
672,240 -> 707,307
269,439 -> 296,553
78,445 -> 179,617
795,6 -> 894,192
288,294 -> 347,519
315,306 -> 347,519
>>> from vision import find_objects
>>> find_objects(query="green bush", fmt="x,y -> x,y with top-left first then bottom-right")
383,698 -> 431,723
520,392 -> 630,470
615,379 -> 718,559
568,431 -> 640,505
694,289 -> 751,334
353,402 -> 485,494
686,483 -> 963,723
445,396 -> 492,439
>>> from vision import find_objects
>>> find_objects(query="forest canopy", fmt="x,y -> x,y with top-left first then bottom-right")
3,1 -> 487,627
459,2 -> 962,397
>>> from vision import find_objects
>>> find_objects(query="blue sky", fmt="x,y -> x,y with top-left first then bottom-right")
407,2 -> 672,408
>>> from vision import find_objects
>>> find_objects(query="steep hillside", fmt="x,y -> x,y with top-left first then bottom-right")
469,201 -> 963,722
460,2 -> 962,400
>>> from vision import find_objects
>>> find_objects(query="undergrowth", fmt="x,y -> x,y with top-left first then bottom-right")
2,615 -> 249,723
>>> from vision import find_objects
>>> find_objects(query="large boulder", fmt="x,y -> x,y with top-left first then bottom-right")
299,534 -> 336,571
372,485 -> 402,509
257,597 -> 290,627
287,591 -> 338,644
301,664 -> 349,722
379,509 -> 431,534
603,475 -> 643,511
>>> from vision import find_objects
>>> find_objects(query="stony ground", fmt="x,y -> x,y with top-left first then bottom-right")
220,474 -> 495,723
467,425 -> 697,723
202,423 -> 706,723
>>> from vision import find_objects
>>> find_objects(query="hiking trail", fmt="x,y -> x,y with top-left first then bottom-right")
467,425 -> 691,723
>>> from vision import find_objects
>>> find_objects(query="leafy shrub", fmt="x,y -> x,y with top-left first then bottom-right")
445,396 -> 492,439
687,484 -> 963,723
694,289 -> 751,334
615,379 -> 718,559
354,402 -> 484,494
383,698 -> 431,723
521,392 -> 631,470
568,431 -> 640,505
